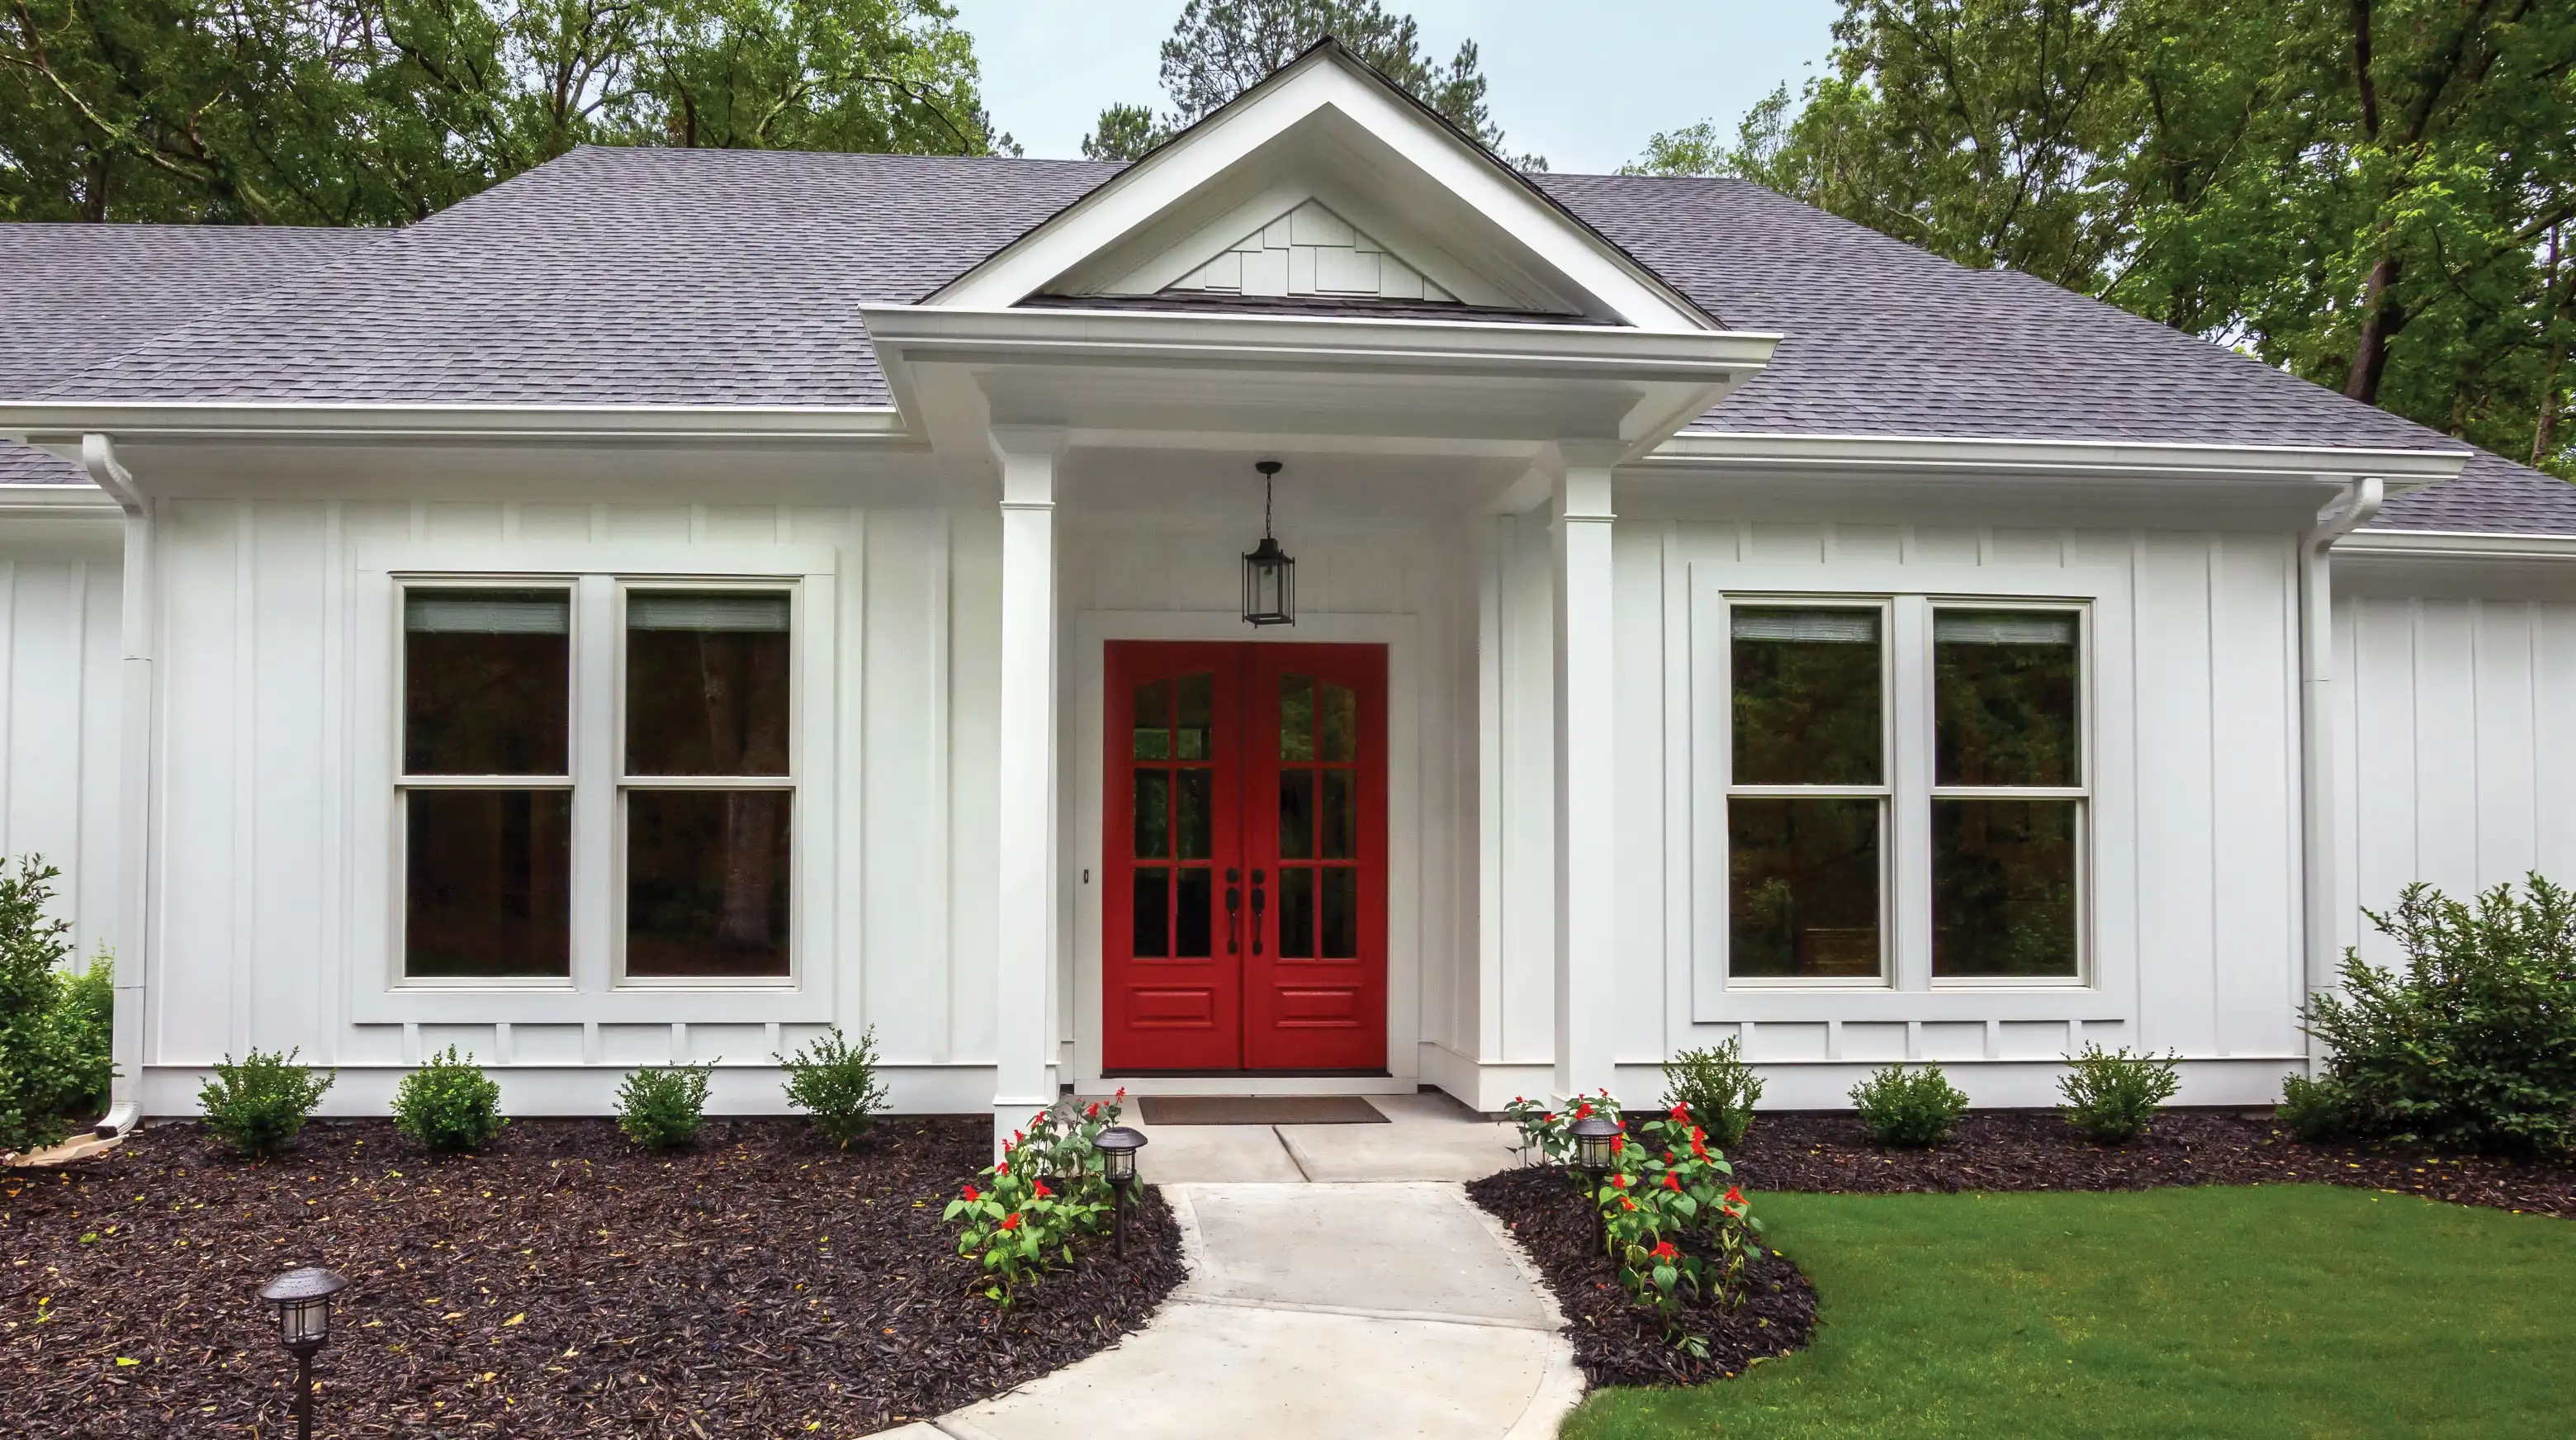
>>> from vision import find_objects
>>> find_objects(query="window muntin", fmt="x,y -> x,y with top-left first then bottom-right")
400,587 -> 573,980
1726,603 -> 1889,982
619,588 -> 796,982
1930,605 -> 2085,980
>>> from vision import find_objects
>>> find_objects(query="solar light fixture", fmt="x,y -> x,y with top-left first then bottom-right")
1570,1112 -> 1622,1252
259,1266 -> 348,1440
1240,460 -> 1295,627
1094,1125 -> 1148,1254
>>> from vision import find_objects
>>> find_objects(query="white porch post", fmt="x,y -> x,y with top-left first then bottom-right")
991,428 -> 1065,1151
1552,454 -> 1618,1101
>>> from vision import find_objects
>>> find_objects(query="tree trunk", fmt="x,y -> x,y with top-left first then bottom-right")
2344,253 -> 2403,404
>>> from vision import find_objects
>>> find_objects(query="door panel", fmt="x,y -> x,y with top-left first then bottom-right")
1101,640 -> 1387,1073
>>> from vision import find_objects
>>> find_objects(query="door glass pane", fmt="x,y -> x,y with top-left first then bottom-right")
1731,607 -> 1882,785
1175,769 -> 1212,860
1278,771 -> 1314,860
1278,868 -> 1314,958
1320,868 -> 1358,958
1320,682 -> 1357,762
1176,868 -> 1213,957
1134,770 -> 1170,859
625,591 -> 791,777
1320,770 -> 1356,859
1934,799 -> 2078,977
625,789 -> 791,978
1132,867 -> 1169,956
1280,674 -> 1315,762
1177,673 -> 1214,760
1133,679 -> 1172,760
404,590 -> 569,776
405,789 -> 571,977
1727,796 -> 1881,978
1935,610 -> 2080,787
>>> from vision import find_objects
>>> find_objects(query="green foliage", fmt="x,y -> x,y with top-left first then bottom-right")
1588,1104 -> 1765,1354
775,1026 -> 888,1146
1662,1040 -> 1764,1149
57,949 -> 114,1119
2276,1072 -> 2347,1143
2299,876 -> 2576,1156
945,1092 -> 1126,1305
2056,1044 -> 2181,1144
1850,1064 -> 1970,1149
614,1062 -> 713,1150
1087,1 -> 1542,168
1502,1090 -> 1618,1168
1626,1 -> 2576,480
0,0 -> 1002,225
197,1049 -> 335,1158
0,857 -> 104,1154
391,1045 -> 504,1153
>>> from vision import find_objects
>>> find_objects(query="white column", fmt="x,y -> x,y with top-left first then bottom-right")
1552,454 -> 1618,1101
990,428 -> 1065,1151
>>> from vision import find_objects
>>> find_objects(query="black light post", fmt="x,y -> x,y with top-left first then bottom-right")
1570,1114 -> 1621,1254
259,1267 -> 348,1440
1095,1125 -> 1148,1256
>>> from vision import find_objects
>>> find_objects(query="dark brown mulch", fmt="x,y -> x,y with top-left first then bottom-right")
1728,1108 -> 2576,1217
2,1116 -> 1184,1438
1467,1166 -> 1817,1390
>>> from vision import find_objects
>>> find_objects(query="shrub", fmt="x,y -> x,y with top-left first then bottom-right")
392,1045 -> 504,1153
1662,1040 -> 1764,1149
1850,1063 -> 1971,1148
615,1062 -> 713,1150
59,950 -> 113,1116
776,1026 -> 889,1147
946,1091 -> 1125,1305
2277,1072 -> 2348,1142
198,1049 -> 335,1158
2303,876 -> 2576,1156
0,856 -> 93,1153
2057,1044 -> 2181,1144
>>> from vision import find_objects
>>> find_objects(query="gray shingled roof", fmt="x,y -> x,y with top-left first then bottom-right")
5,148 -> 2568,533
1,220 -> 379,483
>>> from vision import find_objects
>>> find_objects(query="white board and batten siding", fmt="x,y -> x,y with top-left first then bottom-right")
0,512 -> 122,964
1602,517 -> 2310,1108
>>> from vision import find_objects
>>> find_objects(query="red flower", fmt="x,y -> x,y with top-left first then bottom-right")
1651,1241 -> 1679,1261
1115,1087 -> 1128,1099
1086,1101 -> 1102,1118
998,1212 -> 1020,1231
1663,1172 -> 1682,1191
1013,1130 -> 1025,1145
961,1185 -> 980,1202
1610,1135 -> 1626,1155
1670,1103 -> 1691,1123
1621,1197 -> 1639,1211
1664,1150 -> 1675,1163
1033,1180 -> 1053,1198
994,1161 -> 1009,1176
1542,1113 -> 1556,1125
1611,1173 -> 1629,1189
1574,1103 -> 1593,1120
1724,1187 -> 1744,1206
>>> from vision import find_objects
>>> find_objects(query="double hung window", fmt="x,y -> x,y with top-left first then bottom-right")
1725,597 -> 2086,984
396,580 -> 797,986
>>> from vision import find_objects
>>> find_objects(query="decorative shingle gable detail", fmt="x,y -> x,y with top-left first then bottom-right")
1163,200 -> 1456,304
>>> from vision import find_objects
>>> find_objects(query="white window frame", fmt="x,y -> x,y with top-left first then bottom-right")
1690,561 -> 2129,1016
349,539 -> 840,1026
1719,594 -> 1896,988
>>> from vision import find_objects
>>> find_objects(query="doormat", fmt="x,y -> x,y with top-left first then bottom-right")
1136,1096 -> 1389,1125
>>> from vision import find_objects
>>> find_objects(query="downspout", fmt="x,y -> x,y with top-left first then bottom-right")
79,434 -> 152,1138
2297,476 -> 2381,1078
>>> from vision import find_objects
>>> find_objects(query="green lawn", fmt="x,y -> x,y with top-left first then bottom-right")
1567,1186 -> 2576,1440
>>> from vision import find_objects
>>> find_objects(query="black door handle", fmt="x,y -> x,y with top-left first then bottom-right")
1224,868 -> 1241,954
1251,869 -> 1266,955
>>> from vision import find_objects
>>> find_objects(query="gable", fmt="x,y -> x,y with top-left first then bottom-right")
1154,200 -> 1456,304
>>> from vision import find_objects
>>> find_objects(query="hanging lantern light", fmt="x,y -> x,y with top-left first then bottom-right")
1241,459 -> 1295,628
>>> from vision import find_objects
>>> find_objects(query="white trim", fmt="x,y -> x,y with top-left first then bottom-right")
2337,528 -> 2576,560
3,403 -> 909,445
1068,609 -> 1423,1095
1651,430 -> 2471,483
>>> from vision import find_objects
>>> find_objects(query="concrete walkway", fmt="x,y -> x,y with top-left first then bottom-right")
878,1096 -> 1581,1440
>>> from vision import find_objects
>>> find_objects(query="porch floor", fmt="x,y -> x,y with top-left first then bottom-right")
1118,1090 -> 1526,1183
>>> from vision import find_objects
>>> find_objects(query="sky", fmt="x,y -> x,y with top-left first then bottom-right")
948,1 -> 1844,174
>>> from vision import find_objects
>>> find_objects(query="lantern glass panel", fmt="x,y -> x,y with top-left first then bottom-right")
282,1296 -> 330,1345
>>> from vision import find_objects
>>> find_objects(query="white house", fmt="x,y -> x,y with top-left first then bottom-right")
6,44 -> 2574,1149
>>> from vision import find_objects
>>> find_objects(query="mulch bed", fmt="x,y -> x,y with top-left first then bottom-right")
2,1116 -> 1184,1438
1469,1166 -> 1817,1389
1472,1106 -> 2576,1391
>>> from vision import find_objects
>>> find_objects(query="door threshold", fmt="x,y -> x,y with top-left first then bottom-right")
1073,1073 -> 1406,1099
1104,1068 -> 1391,1079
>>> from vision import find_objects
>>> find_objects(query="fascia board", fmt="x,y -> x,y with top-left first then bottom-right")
1646,430 -> 2474,484
863,304 -> 1779,381
926,56 -> 1710,333
2336,528 -> 2576,559
0,482 -> 120,515
0,402 -> 910,444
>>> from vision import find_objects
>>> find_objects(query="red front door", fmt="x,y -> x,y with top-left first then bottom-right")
1104,642 -> 1388,1073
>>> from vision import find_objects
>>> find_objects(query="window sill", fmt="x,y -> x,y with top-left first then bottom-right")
352,985 -> 831,1026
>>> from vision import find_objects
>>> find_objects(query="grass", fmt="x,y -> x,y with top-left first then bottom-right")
1566,1185 -> 2576,1440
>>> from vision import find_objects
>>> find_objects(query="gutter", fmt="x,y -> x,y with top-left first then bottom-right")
5,402 -> 911,447
79,436 -> 151,1139
2334,528 -> 2576,561
2296,477 -> 2384,1080
1647,430 -> 2473,484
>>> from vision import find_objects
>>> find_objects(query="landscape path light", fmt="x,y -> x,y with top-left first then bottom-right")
1094,1125 -> 1148,1256
259,1266 -> 348,1440
1570,1112 -> 1622,1253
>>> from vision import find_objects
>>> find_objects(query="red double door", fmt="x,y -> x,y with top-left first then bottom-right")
1104,642 -> 1388,1073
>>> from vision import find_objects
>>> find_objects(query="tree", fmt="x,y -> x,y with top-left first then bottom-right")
1625,0 -> 2576,479
0,0 -> 1002,225
1082,0 -> 1539,168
